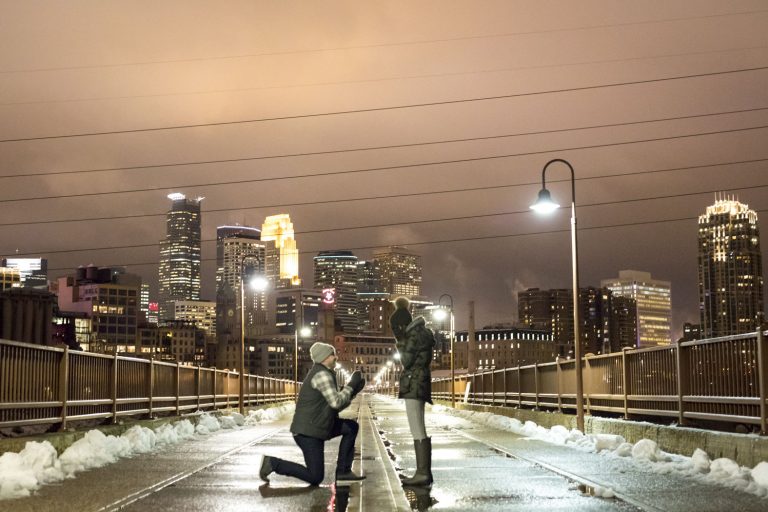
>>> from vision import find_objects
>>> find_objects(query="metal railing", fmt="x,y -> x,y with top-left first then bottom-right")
0,338 -> 296,431
432,329 -> 768,434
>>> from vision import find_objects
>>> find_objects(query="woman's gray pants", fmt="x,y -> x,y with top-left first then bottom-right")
404,398 -> 427,440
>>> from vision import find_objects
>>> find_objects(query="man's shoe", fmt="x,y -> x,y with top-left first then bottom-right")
259,456 -> 273,482
335,471 -> 366,482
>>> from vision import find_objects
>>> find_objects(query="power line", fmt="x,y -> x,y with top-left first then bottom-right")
41,207 -> 768,274
5,44 -> 766,108
4,105 -> 767,180
2,123 -> 766,204
2,65 -> 767,144
4,8 -> 765,75
13,181 -> 768,259
1,156 -> 765,228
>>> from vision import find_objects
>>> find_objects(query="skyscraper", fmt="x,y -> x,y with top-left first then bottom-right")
518,287 -> 636,356
314,250 -> 359,333
158,193 -> 202,323
1,257 -> 48,289
261,214 -> 301,288
698,196 -> 764,337
215,225 -> 272,369
602,270 -> 671,347
372,246 -> 422,297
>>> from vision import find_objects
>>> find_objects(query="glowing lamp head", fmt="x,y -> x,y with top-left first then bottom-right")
432,308 -> 448,321
530,188 -> 560,214
298,327 -> 312,338
249,276 -> 269,291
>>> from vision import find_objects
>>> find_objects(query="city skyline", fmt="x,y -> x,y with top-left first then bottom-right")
1,2 -> 767,336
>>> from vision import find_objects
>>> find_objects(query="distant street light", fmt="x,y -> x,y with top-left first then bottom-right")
239,256 -> 268,415
530,158 -> 585,432
294,326 -> 312,401
433,294 -> 455,408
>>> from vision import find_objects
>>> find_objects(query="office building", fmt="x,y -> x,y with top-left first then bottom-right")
454,326 -> 555,370
698,195 -> 764,337
173,300 -> 216,339
275,288 -> 323,334
158,193 -> 202,322
518,287 -> 637,356
0,267 -> 21,290
57,266 -> 141,353
314,250 -> 359,333
0,288 -> 55,346
215,225 -> 272,369
1,257 -> 48,289
372,246 -> 422,297
602,270 -> 671,347
261,214 -> 301,288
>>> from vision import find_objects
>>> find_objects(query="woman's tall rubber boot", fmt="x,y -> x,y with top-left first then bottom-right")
400,437 -> 433,487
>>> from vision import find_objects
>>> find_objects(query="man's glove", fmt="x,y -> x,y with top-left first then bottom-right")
352,377 -> 366,396
348,370 -> 363,391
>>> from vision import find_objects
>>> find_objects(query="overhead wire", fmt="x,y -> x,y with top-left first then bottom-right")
12,181 -> 768,267
1,156 -> 765,228
2,124 -> 767,204
3,7 -> 765,75
40,207 -> 768,274
2,65 -> 767,144
2,105 -> 767,180
4,44 -> 767,108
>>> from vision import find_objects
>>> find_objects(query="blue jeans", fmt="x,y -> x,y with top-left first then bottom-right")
271,418 -> 359,485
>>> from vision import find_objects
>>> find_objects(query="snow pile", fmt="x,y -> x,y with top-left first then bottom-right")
431,403 -> 768,498
243,403 -> 294,425
0,407 -> 290,501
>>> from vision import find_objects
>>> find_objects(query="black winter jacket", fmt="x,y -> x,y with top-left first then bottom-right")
396,317 -> 436,403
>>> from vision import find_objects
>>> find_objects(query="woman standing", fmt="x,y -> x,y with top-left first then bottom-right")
389,297 -> 436,487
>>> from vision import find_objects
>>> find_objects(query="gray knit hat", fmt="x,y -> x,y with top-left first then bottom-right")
309,342 -> 336,363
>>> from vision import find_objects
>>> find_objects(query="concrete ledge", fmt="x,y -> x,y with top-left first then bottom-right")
436,401 -> 768,467
0,402 -> 293,456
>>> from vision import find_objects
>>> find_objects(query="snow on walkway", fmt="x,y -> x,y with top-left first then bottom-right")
429,402 -> 768,499
0,405 -> 294,501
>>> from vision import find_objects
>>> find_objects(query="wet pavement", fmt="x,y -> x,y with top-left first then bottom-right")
3,394 -> 767,511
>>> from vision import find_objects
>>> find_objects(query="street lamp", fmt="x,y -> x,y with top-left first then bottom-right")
433,294 -> 455,407
294,326 -> 312,401
530,158 -> 584,432
239,257 -> 268,415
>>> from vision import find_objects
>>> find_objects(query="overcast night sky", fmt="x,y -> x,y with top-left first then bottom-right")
1,1 -> 767,336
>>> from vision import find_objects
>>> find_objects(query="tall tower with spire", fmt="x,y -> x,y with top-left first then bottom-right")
698,194 -> 764,337
261,214 -> 301,288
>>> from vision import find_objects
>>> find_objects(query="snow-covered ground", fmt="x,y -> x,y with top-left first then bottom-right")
431,403 -> 768,499
0,405 -> 294,501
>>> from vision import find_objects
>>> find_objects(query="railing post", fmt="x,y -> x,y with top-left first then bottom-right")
534,363 -> 540,410
195,366 -> 201,412
621,348 -> 629,419
111,353 -> 119,424
58,346 -> 69,432
556,358 -> 562,413
175,361 -> 181,417
503,368 -> 508,406
148,358 -> 155,418
676,339 -> 689,427
584,356 -> 591,415
211,368 -> 216,410
517,366 -> 522,409
490,370 -> 495,406
757,328 -> 767,435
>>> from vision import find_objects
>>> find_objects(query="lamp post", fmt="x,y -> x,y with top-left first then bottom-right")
433,294 -> 455,407
294,326 -> 312,401
530,158 -> 584,432
239,255 -> 268,415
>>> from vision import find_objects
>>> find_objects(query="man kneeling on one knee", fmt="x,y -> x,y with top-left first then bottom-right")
259,342 -> 366,485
